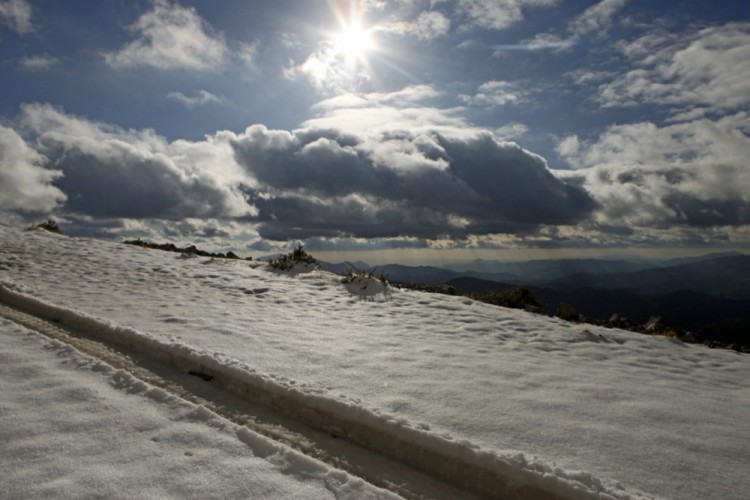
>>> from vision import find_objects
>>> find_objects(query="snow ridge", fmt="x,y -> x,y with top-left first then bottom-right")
0,284 -> 639,500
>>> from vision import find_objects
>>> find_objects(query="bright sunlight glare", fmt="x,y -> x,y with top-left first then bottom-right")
332,22 -> 373,62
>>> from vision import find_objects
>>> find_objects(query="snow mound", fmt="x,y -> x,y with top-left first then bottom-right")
342,275 -> 391,300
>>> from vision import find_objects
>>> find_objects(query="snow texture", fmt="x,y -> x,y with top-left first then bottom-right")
1,225 -> 749,499
0,318 -> 397,499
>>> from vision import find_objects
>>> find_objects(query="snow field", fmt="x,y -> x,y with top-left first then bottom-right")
0,284 -> 618,499
2,225 -> 750,499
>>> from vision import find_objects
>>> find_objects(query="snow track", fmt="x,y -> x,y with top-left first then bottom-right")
1,286 -> 591,500
0,295 -> 464,500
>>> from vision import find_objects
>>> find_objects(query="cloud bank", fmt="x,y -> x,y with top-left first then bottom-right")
232,91 -> 595,240
5,91 -> 595,244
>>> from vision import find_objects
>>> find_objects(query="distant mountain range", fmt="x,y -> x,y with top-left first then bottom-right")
544,255 -> 750,297
320,253 -> 750,348
442,257 -> 655,280
322,253 -> 750,293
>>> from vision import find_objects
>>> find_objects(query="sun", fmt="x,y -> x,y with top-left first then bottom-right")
331,22 -> 373,64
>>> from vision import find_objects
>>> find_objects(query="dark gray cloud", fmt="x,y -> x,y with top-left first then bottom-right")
22,103 -> 251,220
231,119 -> 596,240
664,195 -> 750,228
9,100 -> 593,247
41,138 -> 231,219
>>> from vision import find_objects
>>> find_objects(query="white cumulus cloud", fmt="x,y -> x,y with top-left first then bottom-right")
0,125 -> 66,213
104,0 -> 227,71
559,113 -> 750,228
599,22 -> 750,113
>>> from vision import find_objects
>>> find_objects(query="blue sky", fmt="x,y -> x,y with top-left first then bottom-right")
1,0 -> 748,263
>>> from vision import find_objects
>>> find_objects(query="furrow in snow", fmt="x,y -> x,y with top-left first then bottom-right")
0,285 -> 610,500
0,295 -> 475,500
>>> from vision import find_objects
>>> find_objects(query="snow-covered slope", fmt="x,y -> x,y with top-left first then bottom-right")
0,317 -> 398,499
1,225 -> 749,499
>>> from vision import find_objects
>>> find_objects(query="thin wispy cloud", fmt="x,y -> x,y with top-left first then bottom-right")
237,41 -> 260,68
493,34 -> 576,52
18,54 -> 58,71
460,80 -> 522,106
0,0 -> 33,34
509,0 -> 629,54
167,89 -> 224,108
570,0 -> 629,37
456,0 -> 559,31
386,10 -> 451,40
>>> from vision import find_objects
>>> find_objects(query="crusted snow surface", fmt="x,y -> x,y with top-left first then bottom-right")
0,318 -> 399,500
1,225 -> 750,499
